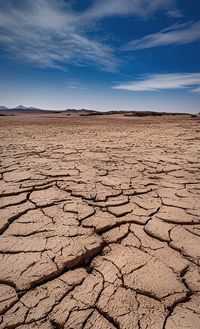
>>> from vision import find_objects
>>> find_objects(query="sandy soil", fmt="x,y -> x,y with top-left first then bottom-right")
0,114 -> 199,329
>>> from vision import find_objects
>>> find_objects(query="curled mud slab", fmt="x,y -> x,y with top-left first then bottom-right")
0,114 -> 200,328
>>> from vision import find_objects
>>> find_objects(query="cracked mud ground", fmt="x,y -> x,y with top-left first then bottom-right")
0,114 -> 200,329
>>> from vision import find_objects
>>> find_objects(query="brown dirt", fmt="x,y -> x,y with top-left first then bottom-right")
0,114 -> 200,329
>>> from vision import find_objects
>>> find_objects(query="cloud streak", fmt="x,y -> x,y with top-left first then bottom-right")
0,0 -> 118,71
0,0 -> 179,71
81,0 -> 178,20
113,73 -> 200,93
65,79 -> 87,90
122,21 -> 200,50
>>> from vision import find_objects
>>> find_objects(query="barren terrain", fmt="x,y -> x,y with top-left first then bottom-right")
0,114 -> 199,329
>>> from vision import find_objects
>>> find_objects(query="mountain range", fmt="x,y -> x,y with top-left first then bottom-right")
0,105 -> 194,116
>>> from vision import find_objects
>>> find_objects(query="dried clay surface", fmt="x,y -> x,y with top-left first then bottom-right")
0,114 -> 200,329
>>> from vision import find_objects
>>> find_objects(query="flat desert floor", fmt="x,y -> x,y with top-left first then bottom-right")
0,114 -> 200,329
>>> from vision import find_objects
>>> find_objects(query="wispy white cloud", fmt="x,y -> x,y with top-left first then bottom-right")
81,0 -> 178,20
191,86 -> 200,94
65,79 -> 87,90
113,73 -> 200,93
122,21 -> 200,50
167,9 -> 182,18
0,0 -> 117,71
0,0 -> 179,71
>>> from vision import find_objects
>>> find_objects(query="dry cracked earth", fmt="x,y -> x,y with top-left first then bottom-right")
0,114 -> 200,329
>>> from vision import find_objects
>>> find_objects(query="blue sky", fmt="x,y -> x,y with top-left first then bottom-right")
0,0 -> 200,112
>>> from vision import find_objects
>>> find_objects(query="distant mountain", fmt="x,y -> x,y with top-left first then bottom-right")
0,105 -> 43,111
65,108 -> 99,114
28,107 -> 42,110
0,105 -> 52,115
13,105 -> 44,111
14,105 -> 28,110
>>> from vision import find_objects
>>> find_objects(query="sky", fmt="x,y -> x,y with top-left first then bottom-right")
0,0 -> 200,113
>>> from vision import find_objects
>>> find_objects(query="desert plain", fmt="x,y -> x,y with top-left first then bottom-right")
0,114 -> 200,329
